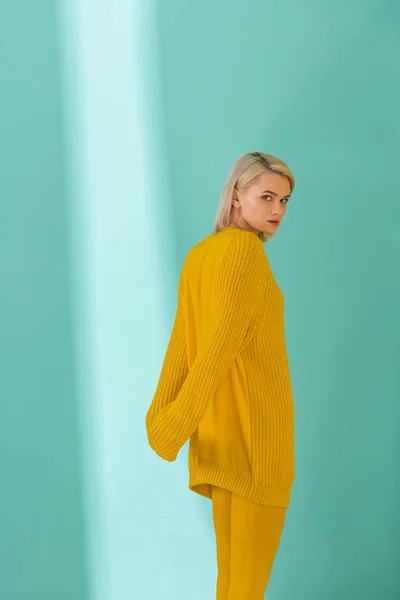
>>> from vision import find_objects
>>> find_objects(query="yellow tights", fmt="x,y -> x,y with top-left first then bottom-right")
211,485 -> 287,600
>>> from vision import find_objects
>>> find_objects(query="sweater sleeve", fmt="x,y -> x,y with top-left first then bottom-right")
147,232 -> 269,462
145,276 -> 189,439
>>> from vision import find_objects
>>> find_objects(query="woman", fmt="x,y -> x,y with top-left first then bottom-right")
145,151 -> 296,599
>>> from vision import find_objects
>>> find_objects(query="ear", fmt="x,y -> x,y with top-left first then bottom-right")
232,187 -> 240,206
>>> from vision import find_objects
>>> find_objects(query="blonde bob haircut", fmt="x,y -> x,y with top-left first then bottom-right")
211,152 -> 295,243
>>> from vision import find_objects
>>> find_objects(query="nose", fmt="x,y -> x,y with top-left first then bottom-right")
272,208 -> 283,218
272,202 -> 284,217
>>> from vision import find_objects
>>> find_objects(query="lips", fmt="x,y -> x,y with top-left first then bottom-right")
268,220 -> 279,223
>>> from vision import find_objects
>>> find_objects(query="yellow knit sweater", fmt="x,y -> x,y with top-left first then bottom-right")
145,227 -> 295,507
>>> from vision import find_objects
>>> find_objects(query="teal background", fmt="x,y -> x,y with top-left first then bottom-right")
0,1 -> 399,600
0,1 -> 88,599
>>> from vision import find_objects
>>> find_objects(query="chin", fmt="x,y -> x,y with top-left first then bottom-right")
260,226 -> 274,235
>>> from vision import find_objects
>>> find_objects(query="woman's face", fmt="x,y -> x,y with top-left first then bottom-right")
232,171 -> 291,236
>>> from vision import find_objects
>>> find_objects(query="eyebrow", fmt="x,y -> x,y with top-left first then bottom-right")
261,190 -> 291,198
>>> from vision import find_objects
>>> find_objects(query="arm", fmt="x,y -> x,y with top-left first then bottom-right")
147,232 -> 269,462
145,276 -> 188,440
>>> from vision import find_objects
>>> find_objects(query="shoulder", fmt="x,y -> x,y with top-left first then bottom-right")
179,229 -> 269,287
215,231 -> 270,299
221,230 -> 266,268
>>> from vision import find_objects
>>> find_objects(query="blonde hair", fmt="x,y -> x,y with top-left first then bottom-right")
211,152 -> 295,243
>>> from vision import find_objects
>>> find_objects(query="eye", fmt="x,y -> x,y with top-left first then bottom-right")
261,195 -> 290,203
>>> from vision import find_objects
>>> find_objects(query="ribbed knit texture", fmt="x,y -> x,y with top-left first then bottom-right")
146,227 -> 295,507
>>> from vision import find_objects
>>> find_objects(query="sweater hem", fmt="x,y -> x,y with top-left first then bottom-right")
188,458 -> 292,508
